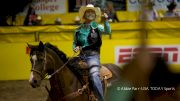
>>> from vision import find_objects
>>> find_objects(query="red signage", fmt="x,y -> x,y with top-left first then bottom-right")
115,46 -> 179,64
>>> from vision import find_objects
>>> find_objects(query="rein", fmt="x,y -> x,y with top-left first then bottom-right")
62,83 -> 89,100
45,49 -> 94,100
31,47 -> 77,79
46,46 -> 88,79
47,52 -> 77,79
31,47 -> 91,100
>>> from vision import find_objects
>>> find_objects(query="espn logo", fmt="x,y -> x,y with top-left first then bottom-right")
115,46 -> 180,64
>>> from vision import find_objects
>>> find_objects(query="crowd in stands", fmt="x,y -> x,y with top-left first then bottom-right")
4,1 -> 179,26
138,1 -> 180,22
24,1 -> 180,25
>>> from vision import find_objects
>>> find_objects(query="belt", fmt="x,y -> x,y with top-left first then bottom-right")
80,50 -> 99,56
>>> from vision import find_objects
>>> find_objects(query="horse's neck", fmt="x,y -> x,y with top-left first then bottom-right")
46,48 -> 81,98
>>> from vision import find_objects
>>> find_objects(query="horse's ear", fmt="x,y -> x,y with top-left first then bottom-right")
26,43 -> 33,54
39,41 -> 43,45
27,43 -> 33,49
39,41 -> 44,51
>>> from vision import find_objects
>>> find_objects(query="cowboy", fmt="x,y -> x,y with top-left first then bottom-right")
72,4 -> 111,101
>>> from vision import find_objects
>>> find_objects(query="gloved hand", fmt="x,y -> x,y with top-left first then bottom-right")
73,46 -> 81,53
101,13 -> 109,21
103,13 -> 108,19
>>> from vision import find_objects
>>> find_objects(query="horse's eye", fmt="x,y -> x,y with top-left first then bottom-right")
38,58 -> 44,62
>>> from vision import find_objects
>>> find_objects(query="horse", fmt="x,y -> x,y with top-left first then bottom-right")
106,48 -> 180,101
28,41 -> 122,101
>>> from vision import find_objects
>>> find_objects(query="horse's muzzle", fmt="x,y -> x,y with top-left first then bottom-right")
29,79 -> 40,88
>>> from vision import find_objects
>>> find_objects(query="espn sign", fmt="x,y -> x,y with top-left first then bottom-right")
115,45 -> 180,65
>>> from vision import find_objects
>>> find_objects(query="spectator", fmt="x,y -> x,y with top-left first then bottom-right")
139,1 -> 159,21
54,18 -> 62,25
104,1 -> 119,22
76,0 -> 93,8
36,15 -> 42,25
24,5 -> 37,26
164,1 -> 179,17
74,16 -> 80,25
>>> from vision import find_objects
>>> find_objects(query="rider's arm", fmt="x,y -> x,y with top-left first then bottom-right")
98,20 -> 111,34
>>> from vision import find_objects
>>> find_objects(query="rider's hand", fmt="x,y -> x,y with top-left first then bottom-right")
103,13 -> 108,19
73,46 -> 80,53
101,13 -> 108,21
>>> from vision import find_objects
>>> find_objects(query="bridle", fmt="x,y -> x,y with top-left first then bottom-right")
31,50 -> 48,79
30,48 -> 75,79
30,48 -> 90,100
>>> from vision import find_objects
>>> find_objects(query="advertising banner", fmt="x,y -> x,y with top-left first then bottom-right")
1,39 -> 180,80
115,45 -> 180,65
20,0 -> 67,15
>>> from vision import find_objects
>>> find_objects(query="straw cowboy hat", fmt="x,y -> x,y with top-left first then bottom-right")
79,4 -> 101,22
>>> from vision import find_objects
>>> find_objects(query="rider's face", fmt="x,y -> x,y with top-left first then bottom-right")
84,9 -> 96,21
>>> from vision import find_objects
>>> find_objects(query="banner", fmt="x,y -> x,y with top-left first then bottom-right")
127,0 -> 180,11
1,21 -> 180,43
1,39 -> 180,80
115,45 -> 180,65
20,0 -> 67,15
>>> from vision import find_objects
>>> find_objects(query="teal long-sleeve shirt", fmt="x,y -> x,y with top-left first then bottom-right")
73,21 -> 111,49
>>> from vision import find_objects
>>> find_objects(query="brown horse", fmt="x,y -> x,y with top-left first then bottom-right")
28,41 -> 122,101
106,47 -> 180,101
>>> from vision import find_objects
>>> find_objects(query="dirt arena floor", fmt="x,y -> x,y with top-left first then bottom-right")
0,80 -> 50,101
1,80 -> 180,101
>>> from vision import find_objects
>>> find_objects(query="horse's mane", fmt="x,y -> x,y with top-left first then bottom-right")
44,42 -> 81,68
44,42 -> 84,84
44,42 -> 68,63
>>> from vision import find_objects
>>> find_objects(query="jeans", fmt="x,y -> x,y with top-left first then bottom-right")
80,54 -> 104,101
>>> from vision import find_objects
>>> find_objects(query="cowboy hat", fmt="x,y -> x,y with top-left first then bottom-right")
79,4 -> 101,22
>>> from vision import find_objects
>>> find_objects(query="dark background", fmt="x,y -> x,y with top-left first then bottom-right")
0,0 -> 32,26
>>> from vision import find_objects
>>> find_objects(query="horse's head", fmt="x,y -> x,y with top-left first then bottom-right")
27,41 -> 47,88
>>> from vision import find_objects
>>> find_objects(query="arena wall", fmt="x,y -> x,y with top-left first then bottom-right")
0,22 -> 180,80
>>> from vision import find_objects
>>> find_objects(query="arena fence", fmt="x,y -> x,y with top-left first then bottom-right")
0,21 -> 180,80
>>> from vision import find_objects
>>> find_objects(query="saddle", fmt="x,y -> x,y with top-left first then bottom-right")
77,61 -> 112,101
66,58 -> 113,101
78,61 -> 112,80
